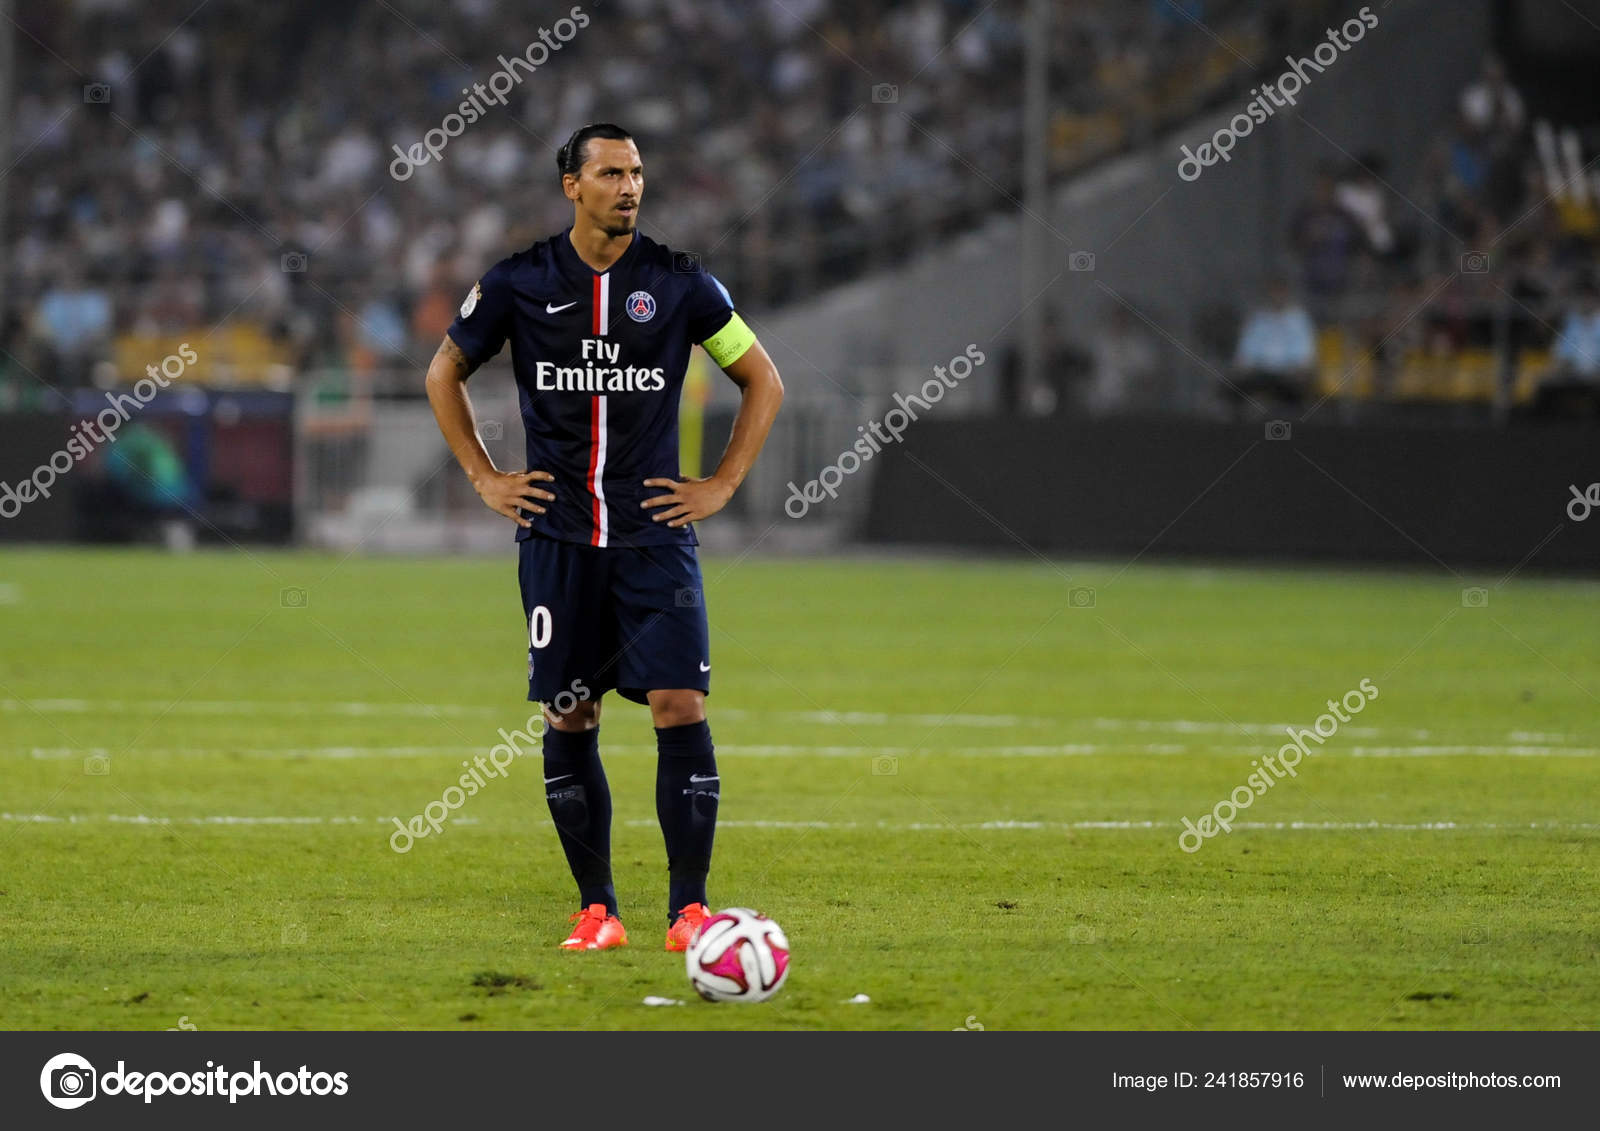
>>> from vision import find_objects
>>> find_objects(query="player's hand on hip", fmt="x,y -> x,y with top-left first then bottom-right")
642,476 -> 733,528
473,469 -> 555,528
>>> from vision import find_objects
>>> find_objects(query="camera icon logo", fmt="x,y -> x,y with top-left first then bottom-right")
871,83 -> 899,104
40,1053 -> 97,1109
83,753 -> 111,776
672,251 -> 701,273
479,419 -> 503,441
1068,251 -> 1096,272
1265,420 -> 1292,441
280,587 -> 308,609
674,587 -> 702,608
83,83 -> 111,104
1460,251 -> 1490,274
1069,587 -> 1096,609
281,251 -> 308,273
1461,586 -> 1489,608
870,754 -> 899,776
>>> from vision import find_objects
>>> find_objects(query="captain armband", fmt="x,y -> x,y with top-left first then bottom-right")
700,313 -> 756,368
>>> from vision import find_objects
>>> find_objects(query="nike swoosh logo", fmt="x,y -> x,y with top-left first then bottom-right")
546,301 -> 577,313
699,662 -> 711,672
689,773 -> 719,783
543,774 -> 572,785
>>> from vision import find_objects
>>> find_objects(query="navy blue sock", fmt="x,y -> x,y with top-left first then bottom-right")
655,720 -> 718,923
543,725 -> 616,915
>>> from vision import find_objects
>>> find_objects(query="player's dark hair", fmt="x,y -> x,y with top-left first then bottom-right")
557,123 -> 633,180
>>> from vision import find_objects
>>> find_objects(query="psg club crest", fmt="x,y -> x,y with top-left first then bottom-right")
625,290 -> 656,323
460,282 -> 481,319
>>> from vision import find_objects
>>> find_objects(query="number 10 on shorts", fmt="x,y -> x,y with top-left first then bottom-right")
530,605 -> 553,649
527,605 -> 553,686
528,604 -> 553,649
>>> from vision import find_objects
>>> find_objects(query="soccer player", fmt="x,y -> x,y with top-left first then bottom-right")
425,124 -> 784,951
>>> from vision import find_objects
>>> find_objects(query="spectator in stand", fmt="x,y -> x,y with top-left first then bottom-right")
1503,239 -> 1562,379
409,263 -> 463,349
355,289 -> 411,364
1335,154 -> 1402,262
32,269 -> 114,386
1086,305 -> 1163,416
994,319 -> 1086,417
1229,277 -> 1316,409
1550,281 -> 1600,379
1532,280 -> 1600,418
1460,54 -> 1525,138
1290,170 -> 1363,315
1367,274 -> 1431,399
1431,92 -> 1528,242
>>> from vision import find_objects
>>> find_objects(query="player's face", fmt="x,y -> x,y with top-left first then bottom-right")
566,138 -> 644,238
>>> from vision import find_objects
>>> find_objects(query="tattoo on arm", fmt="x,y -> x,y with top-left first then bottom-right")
435,335 -> 479,380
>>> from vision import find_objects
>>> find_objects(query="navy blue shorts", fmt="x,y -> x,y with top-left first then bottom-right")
517,534 -> 710,706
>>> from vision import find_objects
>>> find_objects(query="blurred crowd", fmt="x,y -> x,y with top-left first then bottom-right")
3,0 -> 1337,399
1032,50 -> 1600,421
1228,53 -> 1600,415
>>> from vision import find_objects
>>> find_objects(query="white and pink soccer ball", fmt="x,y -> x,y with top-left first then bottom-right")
684,908 -> 791,1003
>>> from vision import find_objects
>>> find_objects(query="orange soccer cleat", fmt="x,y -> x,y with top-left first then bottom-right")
665,902 -> 712,952
560,904 -> 629,951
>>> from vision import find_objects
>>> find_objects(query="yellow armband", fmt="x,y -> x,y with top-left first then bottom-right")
701,313 -> 756,368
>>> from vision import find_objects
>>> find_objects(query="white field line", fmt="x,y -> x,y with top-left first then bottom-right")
1345,745 -> 1600,758
6,698 -> 1588,747
0,812 -> 474,827
16,742 -> 1600,761
24,746 -> 484,760
0,699 -> 1062,729
0,697 -> 493,719
21,743 -> 1189,759
719,708 -> 1058,728
629,819 -> 1600,832
0,699 -> 1057,724
4,812 -> 1593,833
1092,717 -> 1404,739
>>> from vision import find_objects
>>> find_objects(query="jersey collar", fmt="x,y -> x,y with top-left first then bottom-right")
555,226 -> 641,283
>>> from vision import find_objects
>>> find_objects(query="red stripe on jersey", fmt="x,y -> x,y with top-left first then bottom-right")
586,395 -> 608,547
592,273 -> 603,336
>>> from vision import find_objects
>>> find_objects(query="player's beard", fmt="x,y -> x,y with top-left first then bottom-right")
602,214 -> 637,239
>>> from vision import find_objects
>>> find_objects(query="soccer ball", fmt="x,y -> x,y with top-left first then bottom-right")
684,907 -> 790,1003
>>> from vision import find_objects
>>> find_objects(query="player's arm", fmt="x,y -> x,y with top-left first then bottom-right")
425,334 -> 554,529
643,330 -> 784,528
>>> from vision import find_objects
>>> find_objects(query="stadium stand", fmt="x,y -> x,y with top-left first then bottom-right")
2,0 -> 1345,397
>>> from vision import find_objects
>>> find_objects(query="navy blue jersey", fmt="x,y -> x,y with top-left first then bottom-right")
447,229 -> 738,548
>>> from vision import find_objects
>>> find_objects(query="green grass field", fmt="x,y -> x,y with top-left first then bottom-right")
1,547 -> 1597,1030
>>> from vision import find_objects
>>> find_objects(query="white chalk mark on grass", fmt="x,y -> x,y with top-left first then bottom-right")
4,812 -> 1594,833
16,741 -> 1600,761
4,699 -> 1593,748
